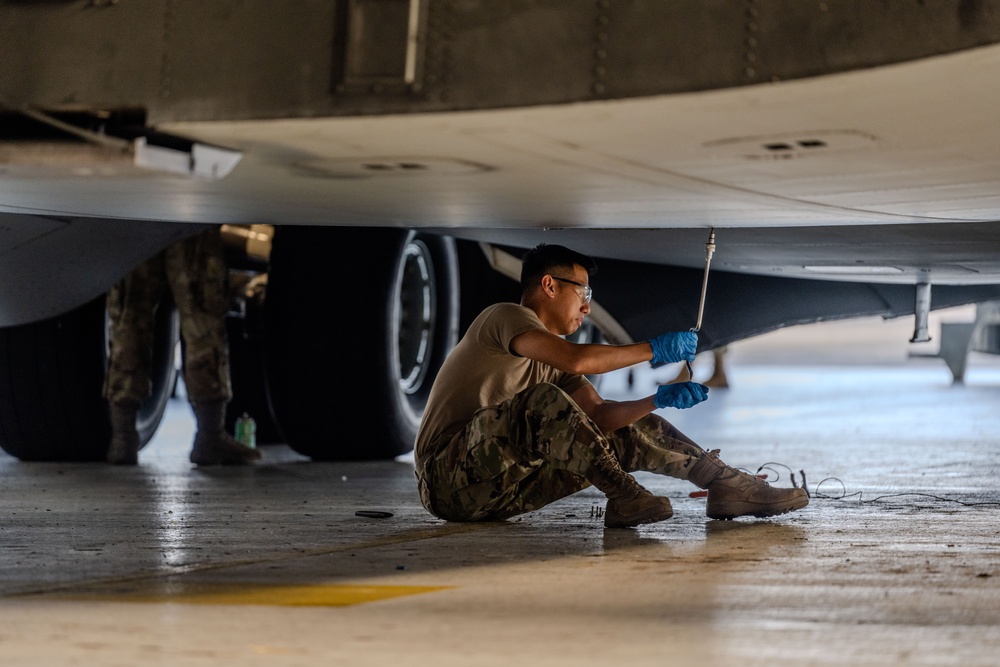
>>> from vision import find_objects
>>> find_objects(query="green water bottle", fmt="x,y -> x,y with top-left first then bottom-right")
235,412 -> 257,449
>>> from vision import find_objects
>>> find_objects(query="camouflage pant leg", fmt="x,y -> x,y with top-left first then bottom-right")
607,413 -> 707,480
416,383 -> 613,522
164,229 -> 232,404
103,252 -> 168,405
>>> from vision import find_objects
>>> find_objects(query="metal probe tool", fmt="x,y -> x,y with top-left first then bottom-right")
686,228 -> 716,380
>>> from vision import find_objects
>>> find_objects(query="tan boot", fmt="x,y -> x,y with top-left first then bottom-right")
687,449 -> 808,520
107,402 -> 139,465
189,400 -> 261,466
588,451 -> 673,528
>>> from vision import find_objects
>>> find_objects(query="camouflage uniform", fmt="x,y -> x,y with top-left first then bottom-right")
416,382 -> 707,522
104,228 -> 232,406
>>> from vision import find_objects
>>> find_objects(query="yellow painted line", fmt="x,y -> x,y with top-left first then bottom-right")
9,522 -> 485,600
60,583 -> 451,607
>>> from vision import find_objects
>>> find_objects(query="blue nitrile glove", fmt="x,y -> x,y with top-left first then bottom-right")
654,382 -> 709,410
649,331 -> 698,365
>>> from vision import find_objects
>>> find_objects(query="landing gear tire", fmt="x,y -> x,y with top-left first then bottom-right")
568,319 -> 605,390
0,294 -> 179,461
133,297 -> 181,446
225,312 -> 283,445
265,227 -> 459,460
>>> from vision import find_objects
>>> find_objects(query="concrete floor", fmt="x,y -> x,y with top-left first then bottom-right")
2,315 -> 999,666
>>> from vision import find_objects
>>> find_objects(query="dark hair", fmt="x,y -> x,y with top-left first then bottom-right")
520,243 -> 597,294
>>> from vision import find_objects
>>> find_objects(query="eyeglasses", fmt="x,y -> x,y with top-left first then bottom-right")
550,276 -> 592,304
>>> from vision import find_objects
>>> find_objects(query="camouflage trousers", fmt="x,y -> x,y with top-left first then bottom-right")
416,382 -> 708,522
104,228 -> 232,406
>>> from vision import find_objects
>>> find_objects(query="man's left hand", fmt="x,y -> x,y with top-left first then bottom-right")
654,382 -> 709,409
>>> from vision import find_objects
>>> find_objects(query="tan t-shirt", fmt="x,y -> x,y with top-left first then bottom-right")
415,303 -> 592,459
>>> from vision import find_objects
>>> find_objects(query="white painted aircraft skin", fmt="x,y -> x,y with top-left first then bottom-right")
3,44 -> 1000,236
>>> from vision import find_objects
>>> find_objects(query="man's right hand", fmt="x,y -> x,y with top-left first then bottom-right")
649,331 -> 698,365
654,382 -> 709,409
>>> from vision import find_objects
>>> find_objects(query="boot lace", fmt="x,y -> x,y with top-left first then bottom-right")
705,449 -> 770,490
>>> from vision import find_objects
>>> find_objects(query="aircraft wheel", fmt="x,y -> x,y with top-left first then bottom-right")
567,319 -> 606,390
225,312 -> 283,444
132,297 -> 181,446
265,227 -> 459,460
0,294 -> 178,461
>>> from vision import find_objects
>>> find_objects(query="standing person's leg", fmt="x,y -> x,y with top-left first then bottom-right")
104,255 -> 167,464
417,383 -> 673,527
166,229 -> 259,465
608,413 -> 808,519
705,346 -> 729,388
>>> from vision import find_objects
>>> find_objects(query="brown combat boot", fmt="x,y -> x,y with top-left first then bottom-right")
189,400 -> 261,466
687,449 -> 808,520
587,451 -> 673,528
107,402 -> 140,465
